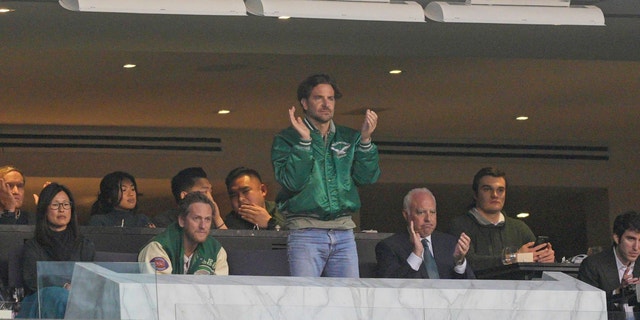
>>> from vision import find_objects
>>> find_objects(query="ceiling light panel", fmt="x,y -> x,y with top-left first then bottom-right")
246,0 -> 425,22
59,0 -> 247,16
468,0 -> 569,7
425,1 -> 605,26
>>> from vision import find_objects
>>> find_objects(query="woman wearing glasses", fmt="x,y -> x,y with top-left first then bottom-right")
17,183 -> 95,318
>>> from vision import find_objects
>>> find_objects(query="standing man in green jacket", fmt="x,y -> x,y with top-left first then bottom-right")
271,73 -> 381,277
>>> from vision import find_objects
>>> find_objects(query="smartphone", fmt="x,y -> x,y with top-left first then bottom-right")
533,236 -> 549,248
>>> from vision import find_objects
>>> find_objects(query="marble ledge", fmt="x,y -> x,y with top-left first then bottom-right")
65,263 -> 607,320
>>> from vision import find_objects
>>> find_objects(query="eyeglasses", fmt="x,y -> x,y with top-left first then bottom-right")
50,202 -> 72,210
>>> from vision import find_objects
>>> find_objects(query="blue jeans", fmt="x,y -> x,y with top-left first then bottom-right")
17,287 -> 69,319
287,228 -> 359,278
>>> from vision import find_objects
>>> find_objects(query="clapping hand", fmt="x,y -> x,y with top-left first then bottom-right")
407,221 -> 424,257
289,106 -> 311,141
360,109 -> 378,143
453,232 -> 470,264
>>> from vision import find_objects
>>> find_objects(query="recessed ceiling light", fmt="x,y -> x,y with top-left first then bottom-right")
516,116 -> 528,121
389,70 -> 402,74
0,8 -> 15,13
278,16 -> 290,20
218,109 -> 231,114
123,64 -> 136,69
516,212 -> 530,218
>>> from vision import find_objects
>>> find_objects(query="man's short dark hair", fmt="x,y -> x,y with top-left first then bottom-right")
472,167 -> 507,194
613,211 -> 640,239
171,167 -> 208,203
224,167 -> 262,191
178,192 -> 214,218
296,74 -> 343,106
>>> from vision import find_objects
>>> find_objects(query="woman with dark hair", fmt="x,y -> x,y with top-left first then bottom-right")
18,183 -> 95,318
88,171 -> 154,228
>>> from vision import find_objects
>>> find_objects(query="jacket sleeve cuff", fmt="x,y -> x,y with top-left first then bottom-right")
407,252 -> 423,271
297,139 -> 312,150
358,141 -> 373,151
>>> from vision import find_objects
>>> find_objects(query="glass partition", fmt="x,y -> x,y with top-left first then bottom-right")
29,261 -> 158,319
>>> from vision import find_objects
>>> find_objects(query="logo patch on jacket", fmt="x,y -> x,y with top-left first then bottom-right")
150,257 -> 169,271
330,142 -> 351,158
192,258 -> 216,275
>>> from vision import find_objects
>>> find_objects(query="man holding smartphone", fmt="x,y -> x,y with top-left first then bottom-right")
449,167 -> 555,271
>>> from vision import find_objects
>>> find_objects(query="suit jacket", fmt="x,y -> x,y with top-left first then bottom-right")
578,246 -> 640,318
375,230 -> 474,279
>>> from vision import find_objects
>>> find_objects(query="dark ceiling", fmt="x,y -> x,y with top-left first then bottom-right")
1,0 -> 639,144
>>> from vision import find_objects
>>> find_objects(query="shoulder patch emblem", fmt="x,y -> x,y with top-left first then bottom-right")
150,257 -> 169,271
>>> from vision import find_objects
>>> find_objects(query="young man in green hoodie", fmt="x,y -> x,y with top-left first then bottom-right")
449,167 -> 555,271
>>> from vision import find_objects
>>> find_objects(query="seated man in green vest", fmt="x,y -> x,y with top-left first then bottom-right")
138,192 -> 228,275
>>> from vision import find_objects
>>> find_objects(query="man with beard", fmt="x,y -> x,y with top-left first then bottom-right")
0,165 -> 33,224
449,167 -> 555,271
271,73 -> 380,277
138,192 -> 228,275
579,211 -> 640,319
376,188 -> 474,279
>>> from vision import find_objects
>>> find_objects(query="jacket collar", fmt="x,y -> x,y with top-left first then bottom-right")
303,117 -> 335,134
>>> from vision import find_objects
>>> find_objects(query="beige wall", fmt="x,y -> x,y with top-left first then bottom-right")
2,126 -> 638,256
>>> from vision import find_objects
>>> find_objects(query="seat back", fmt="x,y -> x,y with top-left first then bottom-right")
94,251 -> 139,262
227,249 -> 289,276
7,245 -> 24,289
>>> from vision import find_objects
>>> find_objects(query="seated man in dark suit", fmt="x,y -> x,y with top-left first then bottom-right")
376,187 -> 474,279
579,211 -> 640,319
